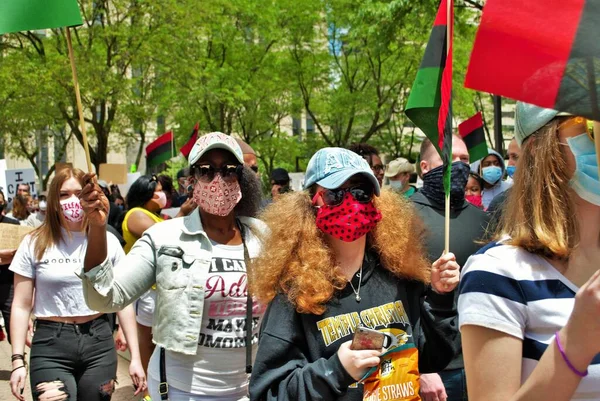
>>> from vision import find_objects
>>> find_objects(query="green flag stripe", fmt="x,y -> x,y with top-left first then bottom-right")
469,142 -> 489,163
405,66 -> 443,146
0,0 -> 82,35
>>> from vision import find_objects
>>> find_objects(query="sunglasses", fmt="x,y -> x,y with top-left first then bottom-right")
192,164 -> 242,183
314,185 -> 375,207
559,117 -> 594,141
250,165 -> 259,173
370,164 -> 385,173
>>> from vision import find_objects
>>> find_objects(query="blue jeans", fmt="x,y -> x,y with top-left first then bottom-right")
439,368 -> 468,401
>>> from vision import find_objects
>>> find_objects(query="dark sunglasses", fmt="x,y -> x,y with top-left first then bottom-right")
192,164 -> 242,183
371,164 -> 385,173
315,185 -> 375,207
250,165 -> 259,173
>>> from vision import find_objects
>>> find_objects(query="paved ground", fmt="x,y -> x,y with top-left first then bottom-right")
0,335 -> 143,401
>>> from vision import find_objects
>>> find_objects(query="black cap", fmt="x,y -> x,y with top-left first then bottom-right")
271,168 -> 290,183
177,167 -> 190,180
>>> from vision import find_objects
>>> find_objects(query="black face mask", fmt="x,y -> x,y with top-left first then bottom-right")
420,161 -> 470,208
0,203 -> 4,215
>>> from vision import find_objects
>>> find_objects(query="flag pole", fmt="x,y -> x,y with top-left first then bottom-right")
444,0 -> 452,254
65,27 -> 93,173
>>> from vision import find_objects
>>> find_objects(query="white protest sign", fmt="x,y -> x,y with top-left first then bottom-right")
5,168 -> 37,203
0,160 -> 7,195
288,172 -> 305,192
117,172 -> 142,198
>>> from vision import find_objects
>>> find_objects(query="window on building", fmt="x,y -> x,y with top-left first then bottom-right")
292,117 -> 301,136
306,117 -> 315,134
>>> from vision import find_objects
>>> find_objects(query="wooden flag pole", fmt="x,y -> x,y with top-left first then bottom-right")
65,27 -> 93,173
444,0 -> 452,254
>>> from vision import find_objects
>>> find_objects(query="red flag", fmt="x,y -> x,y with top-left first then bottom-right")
180,122 -> 199,160
465,0 -> 600,120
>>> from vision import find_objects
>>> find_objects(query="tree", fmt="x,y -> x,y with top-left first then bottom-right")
0,0 -> 175,173
0,46 -> 74,189
286,0 -> 443,148
156,0 -> 297,149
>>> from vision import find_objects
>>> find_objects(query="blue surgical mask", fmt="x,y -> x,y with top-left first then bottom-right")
389,180 -> 404,190
566,133 -> 600,206
506,165 -> 516,178
482,166 -> 503,185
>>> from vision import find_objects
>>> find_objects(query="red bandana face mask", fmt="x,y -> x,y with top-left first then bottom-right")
465,194 -> 483,209
314,192 -> 382,242
193,174 -> 242,216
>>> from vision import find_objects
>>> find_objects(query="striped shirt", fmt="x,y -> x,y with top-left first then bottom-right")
458,242 -> 600,400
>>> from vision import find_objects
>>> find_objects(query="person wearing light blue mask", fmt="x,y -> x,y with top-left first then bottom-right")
384,157 -> 416,198
458,102 -> 600,401
475,148 -> 512,209
505,138 -> 520,180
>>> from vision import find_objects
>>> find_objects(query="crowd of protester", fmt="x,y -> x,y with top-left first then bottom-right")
0,101 -> 599,401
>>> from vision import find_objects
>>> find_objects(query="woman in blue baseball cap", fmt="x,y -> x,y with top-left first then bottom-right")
249,147 -> 460,401
78,132 -> 266,401
459,102 -> 600,401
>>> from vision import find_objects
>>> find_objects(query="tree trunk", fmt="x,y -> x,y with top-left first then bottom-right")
134,130 -> 146,170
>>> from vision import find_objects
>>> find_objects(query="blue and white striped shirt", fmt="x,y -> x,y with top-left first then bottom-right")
458,242 -> 600,400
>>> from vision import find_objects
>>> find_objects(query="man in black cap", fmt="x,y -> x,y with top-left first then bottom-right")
270,168 -> 291,201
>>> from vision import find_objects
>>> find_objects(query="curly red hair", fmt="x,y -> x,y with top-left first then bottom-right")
251,189 -> 430,315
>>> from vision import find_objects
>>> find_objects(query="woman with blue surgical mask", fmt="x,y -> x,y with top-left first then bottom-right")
477,148 -> 512,209
458,102 -> 600,401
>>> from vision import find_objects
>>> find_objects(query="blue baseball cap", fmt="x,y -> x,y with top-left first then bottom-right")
303,148 -> 381,195
515,102 -> 570,146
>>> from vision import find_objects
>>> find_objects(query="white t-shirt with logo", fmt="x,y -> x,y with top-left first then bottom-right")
148,240 -> 266,397
10,229 -> 124,317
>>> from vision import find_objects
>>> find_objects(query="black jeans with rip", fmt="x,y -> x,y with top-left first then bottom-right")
30,315 -> 118,400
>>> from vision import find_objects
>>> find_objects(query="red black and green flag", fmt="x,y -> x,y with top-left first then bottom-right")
465,0 -> 600,120
458,112 -> 488,162
146,131 -> 176,167
180,122 -> 199,160
405,0 -> 454,191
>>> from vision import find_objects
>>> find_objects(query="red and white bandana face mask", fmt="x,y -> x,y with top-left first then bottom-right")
193,174 -> 242,216
314,192 -> 382,242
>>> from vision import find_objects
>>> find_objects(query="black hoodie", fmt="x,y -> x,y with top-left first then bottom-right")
249,250 -> 458,401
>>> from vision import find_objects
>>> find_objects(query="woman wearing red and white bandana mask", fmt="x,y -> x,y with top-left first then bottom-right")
80,132 -> 265,401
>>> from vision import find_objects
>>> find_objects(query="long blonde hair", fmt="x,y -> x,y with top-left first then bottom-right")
497,118 -> 578,259
31,167 -> 87,261
251,189 -> 430,315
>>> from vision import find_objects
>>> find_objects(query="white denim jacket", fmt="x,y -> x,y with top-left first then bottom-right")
81,209 -> 265,355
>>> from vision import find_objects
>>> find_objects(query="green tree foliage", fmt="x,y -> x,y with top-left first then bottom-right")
0,0 -> 486,180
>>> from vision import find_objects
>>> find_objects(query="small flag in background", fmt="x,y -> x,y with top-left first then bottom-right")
465,0 -> 600,120
405,0 -> 454,191
180,122 -> 199,160
146,131 -> 175,168
0,0 -> 83,35
459,112 -> 488,162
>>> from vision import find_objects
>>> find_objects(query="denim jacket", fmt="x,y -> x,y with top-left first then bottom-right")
81,209 -> 265,355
